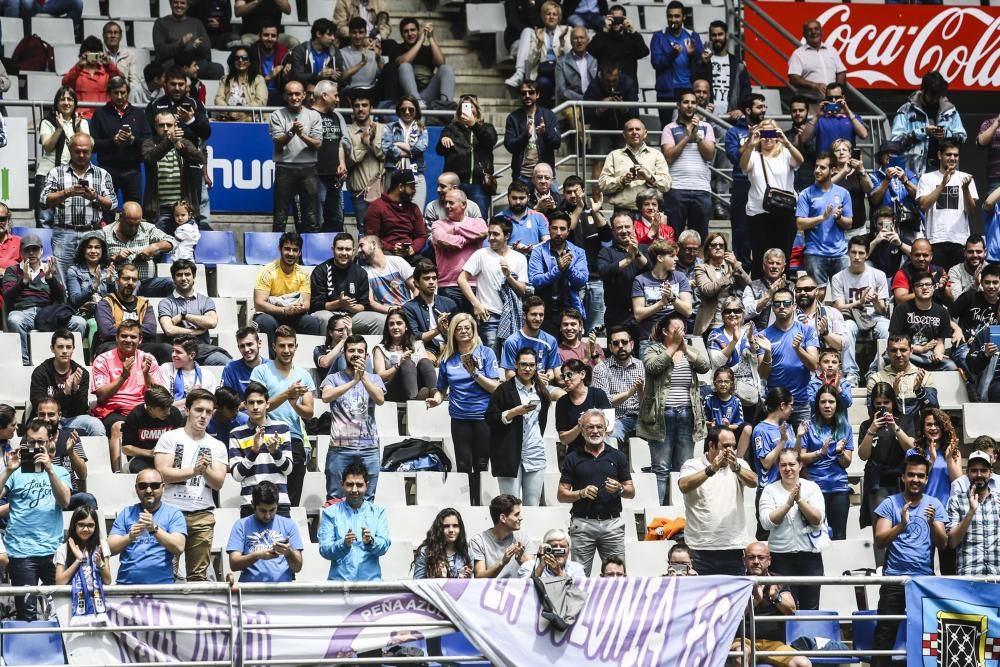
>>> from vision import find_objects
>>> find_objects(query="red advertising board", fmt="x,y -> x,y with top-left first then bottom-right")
744,2 -> 1000,91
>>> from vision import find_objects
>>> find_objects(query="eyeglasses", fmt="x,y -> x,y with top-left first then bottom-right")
0,216 -> 9,222
399,106 -> 416,113
707,242 -> 726,249
722,308 -> 743,315
914,282 -> 934,289
136,482 -> 163,491
772,299 -> 793,307
520,89 -> 538,96
24,439 -> 47,447
610,339 -> 630,347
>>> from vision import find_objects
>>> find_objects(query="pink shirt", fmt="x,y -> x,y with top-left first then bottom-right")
431,217 -> 488,287
90,349 -> 162,418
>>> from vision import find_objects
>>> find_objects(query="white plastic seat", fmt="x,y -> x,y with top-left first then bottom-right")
297,542 -> 331,582
381,540 -> 415,580
292,334 -> 324,368
377,504 -> 441,544
214,264 -> 261,299
518,506 -> 571,542
931,371 -> 969,410
88,472 -> 138,517
110,0 -> 151,17
300,471 -> 328,511
308,0 -> 335,21
623,472 -> 662,509
79,436 -> 112,475
963,403 -> 993,443
53,44 -> 79,74
406,400 -> 451,438
31,17 -> 77,45
29,330 -> 84,366
211,297 -> 242,333
374,471 -> 407,505
374,402 -> 399,439
0,365 -> 31,406
219,476 -> 245,508
131,19 -> 155,49
211,507 -> 243,550
26,73 -> 63,105
624,541 -> 675,576
1,17 -> 24,48
413,471 -> 470,506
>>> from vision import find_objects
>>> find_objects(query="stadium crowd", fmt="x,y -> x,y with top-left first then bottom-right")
0,0 -> 997,663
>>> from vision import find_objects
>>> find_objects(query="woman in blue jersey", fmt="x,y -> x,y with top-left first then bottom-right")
913,408 -> 962,575
797,384 -> 853,541
426,313 -> 501,505
750,386 -> 794,540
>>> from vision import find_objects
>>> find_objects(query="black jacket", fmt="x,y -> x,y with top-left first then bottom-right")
145,94 -> 211,144
309,259 -> 371,313
586,30 -> 649,81
485,377 -> 551,478
89,102 -> 151,170
691,52 -> 751,114
436,120 -> 498,184
504,106 -> 560,182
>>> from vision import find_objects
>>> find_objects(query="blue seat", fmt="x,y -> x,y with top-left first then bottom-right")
12,227 -> 53,259
851,609 -> 906,663
301,232 -> 336,266
786,609 -> 857,665
1,619 -> 66,666
243,232 -> 282,265
193,231 -> 238,265
438,633 -> 489,666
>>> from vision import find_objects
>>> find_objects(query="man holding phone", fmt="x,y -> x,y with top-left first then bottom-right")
90,76 -> 150,224
890,70 -> 967,178
227,480 -> 303,583
796,82 -> 868,154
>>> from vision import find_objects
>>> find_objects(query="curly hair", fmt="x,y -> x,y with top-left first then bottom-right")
915,407 -> 958,458
412,508 -> 471,578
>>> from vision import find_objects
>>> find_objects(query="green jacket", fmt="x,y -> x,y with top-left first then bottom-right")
637,341 -> 710,443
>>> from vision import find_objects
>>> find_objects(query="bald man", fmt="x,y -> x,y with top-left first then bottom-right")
40,132 -> 118,281
529,163 -> 564,217
103,202 -> 175,296
424,171 -> 482,226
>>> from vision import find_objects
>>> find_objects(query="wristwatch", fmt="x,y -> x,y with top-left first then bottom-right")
704,465 -> 716,477
150,524 -> 160,536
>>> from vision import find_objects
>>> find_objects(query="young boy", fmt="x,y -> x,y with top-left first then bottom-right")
227,381 -> 293,517
176,52 -> 206,103
808,348 -> 854,406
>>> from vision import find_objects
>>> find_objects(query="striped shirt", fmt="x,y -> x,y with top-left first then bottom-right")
660,121 -> 714,191
592,355 -> 645,419
947,483 -> 1000,576
39,163 -> 117,229
157,149 -> 182,204
664,354 -> 692,407
228,418 -> 294,510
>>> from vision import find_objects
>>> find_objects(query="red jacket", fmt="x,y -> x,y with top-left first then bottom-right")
364,193 -> 427,255
62,62 -> 124,119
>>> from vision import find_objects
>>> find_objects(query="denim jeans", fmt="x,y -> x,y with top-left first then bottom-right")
316,175 -> 345,233
583,280 -> 605,333
253,312 -> 322,346
789,400 -> 811,431
460,184 -> 491,221
647,405 -> 693,503
477,315 -> 499,353
498,465 -> 544,506
62,414 -> 107,437
398,63 -> 455,103
842,315 -> 890,379
611,413 -> 637,445
665,189 -> 711,241
566,11 -> 605,30
52,227 -> 86,285
351,194 -> 370,237
9,555 -> 56,620
908,351 -> 958,372
325,447 -> 380,501
138,277 -> 175,297
803,254 -> 849,287
439,285 -> 470,314
8,307 -> 87,364
824,490 -> 850,541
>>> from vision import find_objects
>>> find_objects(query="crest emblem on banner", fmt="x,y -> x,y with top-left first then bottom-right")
919,601 -> 1000,667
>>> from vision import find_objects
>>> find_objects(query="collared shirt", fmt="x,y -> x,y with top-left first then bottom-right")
103,221 -> 173,279
947,481 -> 1000,575
516,557 -> 586,579
317,499 -> 390,581
157,290 -> 218,343
787,44 -> 845,88
560,444 -> 631,518
40,164 -> 117,229
572,52 -> 592,93
592,355 -> 644,418
597,143 -> 673,210
510,380 -> 545,473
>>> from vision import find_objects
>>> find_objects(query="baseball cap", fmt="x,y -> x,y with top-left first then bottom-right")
969,450 -> 993,466
390,169 -> 417,189
20,234 -> 43,250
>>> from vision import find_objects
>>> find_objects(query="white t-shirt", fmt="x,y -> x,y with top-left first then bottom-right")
829,265 -> 889,324
461,248 -> 528,316
157,365 -> 219,397
917,169 -> 978,245
709,54 -> 731,116
758,479 -> 825,554
680,455 -> 751,551
746,148 -> 796,217
154,428 -> 228,512
54,539 -> 111,567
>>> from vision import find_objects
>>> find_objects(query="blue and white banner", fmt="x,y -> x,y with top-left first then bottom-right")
906,577 -> 1000,666
56,577 -> 751,665
206,122 -> 446,214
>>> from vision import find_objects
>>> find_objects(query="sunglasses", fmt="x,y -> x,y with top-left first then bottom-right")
234,55 -> 250,61
136,482 -> 163,491
0,216 -> 9,222
707,242 -> 726,249
610,340 -> 630,347
722,309 -> 743,315
772,299 -> 793,308
795,286 -> 816,293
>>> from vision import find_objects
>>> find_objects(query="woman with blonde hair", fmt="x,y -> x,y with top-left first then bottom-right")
426,313 -> 502,504
505,0 -> 572,104
830,138 -> 871,239
740,118 -> 802,276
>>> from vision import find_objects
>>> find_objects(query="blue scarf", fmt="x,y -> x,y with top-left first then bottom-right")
172,365 -> 202,400
70,549 -> 107,621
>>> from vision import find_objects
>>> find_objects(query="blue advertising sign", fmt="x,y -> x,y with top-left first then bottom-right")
206,121 -> 446,214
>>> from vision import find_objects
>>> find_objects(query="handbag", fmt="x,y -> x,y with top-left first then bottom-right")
760,153 -> 796,214
480,162 -> 498,196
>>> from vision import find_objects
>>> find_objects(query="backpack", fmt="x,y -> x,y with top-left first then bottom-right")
12,34 -> 55,72
380,438 -> 451,473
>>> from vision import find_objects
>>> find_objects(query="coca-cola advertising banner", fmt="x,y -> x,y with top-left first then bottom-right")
744,2 -> 1000,91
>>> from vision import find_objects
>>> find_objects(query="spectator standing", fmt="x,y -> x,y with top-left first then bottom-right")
221,326 -> 266,399
118,386 -> 184,474
35,88 -> 88,229
321,335 -> 385,499
797,384 -> 853,540
499,297 -> 562,383
891,238 -> 950,305
557,309 -> 604,367
528,163 -> 562,217
639,313 -> 710,502
868,141 -> 920,232
591,326 -> 644,444
424,172 -> 482,226
227,480 -> 303,582
269,80 -> 322,233
505,79 -> 560,186
528,211 -> 588,335
890,71 -> 966,178
559,176 -> 609,333
691,22 -> 751,125
470,494 -> 526,578
34,398 -> 95,510
872,454 -> 947,666
426,314 -> 502,505
486,348 -> 552,506
497,181 -> 550,254
157,259 -> 232,366
228,382 -> 293,516
795,152 -> 853,286
141,111 -> 204,230
787,20 -> 845,103
725,93 -> 767,270
90,77 -> 149,217
741,247 -> 787,327
107,469 -> 186,584
631,240 -> 693,352
649,1 -> 703,126
1,419 -> 71,619
3,235 -> 87,364
132,63 -> 165,107
61,38 -> 124,120
343,92 -> 385,231
555,359 -> 613,458
692,232 -> 750,336
40,133 -> 117,281
29,329 -> 104,436
309,80 -> 348,233
90,320 -> 163,434
760,286 -> 819,428
252,232 -> 322,339
583,60 -> 639,189
153,0 -> 224,78
381,96 -> 428,210
555,27 -> 597,104
249,325 -> 316,506
436,95 -> 497,218
598,119 -> 669,213
597,212 -> 647,333
660,91 -> 715,241
977,110 -> 1000,194
916,139 -> 978,270
364,170 -> 427,264
678,426 -> 756,575
586,5 -> 648,82
53,506 -> 112,601
153,389 -> 228,582
797,82 -> 868,153
318,462 -> 390,581
557,409 -> 633,575
385,17 -> 455,105
431,189 -> 487,310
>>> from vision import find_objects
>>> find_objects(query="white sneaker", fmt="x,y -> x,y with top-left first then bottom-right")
505,71 -> 523,88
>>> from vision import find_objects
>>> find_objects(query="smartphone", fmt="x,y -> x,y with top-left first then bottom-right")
528,399 -> 541,408
461,101 -> 473,117
400,242 -> 412,252
852,148 -> 862,161
821,102 -> 841,114
673,563 -> 689,575
888,154 -> 906,171
611,15 -> 624,25
19,447 -> 37,474
875,407 -> 886,419
759,128 -> 778,139
85,52 -> 101,63
78,179 -> 89,190
989,325 -> 1000,349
